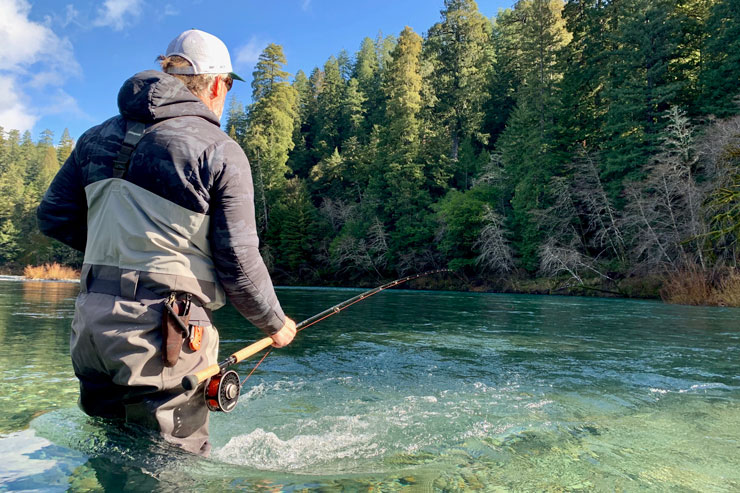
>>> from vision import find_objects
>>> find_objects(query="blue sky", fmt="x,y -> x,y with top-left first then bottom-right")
1,0 -> 513,142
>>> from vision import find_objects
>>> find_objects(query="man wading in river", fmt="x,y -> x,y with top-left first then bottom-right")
37,29 -> 296,456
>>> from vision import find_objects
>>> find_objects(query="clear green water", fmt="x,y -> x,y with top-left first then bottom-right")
1,279 -> 739,492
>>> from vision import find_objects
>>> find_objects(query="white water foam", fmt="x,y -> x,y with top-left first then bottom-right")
679,382 -> 733,393
650,388 -> 669,394
525,399 -> 554,409
213,417 -> 383,472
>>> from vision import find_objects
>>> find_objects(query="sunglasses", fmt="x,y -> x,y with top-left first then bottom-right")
222,76 -> 233,92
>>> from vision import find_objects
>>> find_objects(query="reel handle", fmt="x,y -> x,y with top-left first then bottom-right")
181,336 -> 274,390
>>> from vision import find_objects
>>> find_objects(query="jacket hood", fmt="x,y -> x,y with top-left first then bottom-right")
117,70 -> 220,126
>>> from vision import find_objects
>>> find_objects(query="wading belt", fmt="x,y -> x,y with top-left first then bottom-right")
85,274 -> 208,365
84,274 -> 162,306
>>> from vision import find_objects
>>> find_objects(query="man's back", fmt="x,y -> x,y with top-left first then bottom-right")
38,70 -> 286,329
37,57 -> 292,455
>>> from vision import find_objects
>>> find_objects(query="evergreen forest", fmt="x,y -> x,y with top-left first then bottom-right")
2,0 -> 740,303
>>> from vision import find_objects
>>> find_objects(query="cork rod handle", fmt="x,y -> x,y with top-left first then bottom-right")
181,336 -> 274,390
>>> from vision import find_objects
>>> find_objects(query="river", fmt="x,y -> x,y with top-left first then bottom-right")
0,279 -> 738,491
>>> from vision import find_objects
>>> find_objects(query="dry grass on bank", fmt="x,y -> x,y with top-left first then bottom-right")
23,263 -> 80,281
661,268 -> 740,307
714,271 -> 740,307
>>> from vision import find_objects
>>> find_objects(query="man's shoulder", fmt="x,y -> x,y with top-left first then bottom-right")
78,115 -> 124,143
76,113 -> 245,169
148,116 -> 240,154
74,116 -> 127,163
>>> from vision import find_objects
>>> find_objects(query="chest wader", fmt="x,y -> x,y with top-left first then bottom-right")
114,120 -> 204,368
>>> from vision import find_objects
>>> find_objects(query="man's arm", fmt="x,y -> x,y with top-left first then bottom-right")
208,140 -> 290,337
37,147 -> 88,252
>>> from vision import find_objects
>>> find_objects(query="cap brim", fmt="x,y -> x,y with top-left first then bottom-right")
229,72 -> 245,82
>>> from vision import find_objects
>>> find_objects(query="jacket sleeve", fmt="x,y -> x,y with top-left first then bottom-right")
208,140 -> 286,335
37,145 -> 88,252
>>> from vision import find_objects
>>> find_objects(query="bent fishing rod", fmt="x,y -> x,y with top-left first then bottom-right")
182,269 -> 451,412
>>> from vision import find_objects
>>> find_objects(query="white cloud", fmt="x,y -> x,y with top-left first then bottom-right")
301,0 -> 311,11
0,75 -> 38,132
62,4 -> 78,28
163,3 -> 179,16
93,0 -> 143,31
0,0 -> 80,78
0,0 -> 81,132
235,36 -> 268,67
46,89 -> 92,120
0,0 -> 56,70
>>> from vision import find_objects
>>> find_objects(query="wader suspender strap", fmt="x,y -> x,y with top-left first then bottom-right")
112,120 -> 147,179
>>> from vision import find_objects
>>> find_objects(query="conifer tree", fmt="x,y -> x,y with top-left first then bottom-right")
57,128 -> 74,166
30,146 -> 60,199
19,146 -> 60,264
376,33 -> 397,73
485,7 -> 524,146
699,0 -> 740,117
299,67 -> 325,170
336,49 -> 353,81
559,0 -> 611,149
0,130 -> 26,263
271,179 -> 319,275
353,37 -> 383,130
425,0 -> 491,161
496,0 -> 570,271
315,57 -> 346,155
672,0 -> 716,114
354,38 -> 379,91
384,27 -> 423,165
38,129 -> 54,147
225,96 -> 248,145
344,78 -> 367,139
382,26 -> 426,219
0,130 -> 26,220
601,0 -> 683,197
246,43 -> 298,231
288,69 -> 313,178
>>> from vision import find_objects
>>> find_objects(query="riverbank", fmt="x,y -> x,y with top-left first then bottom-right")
0,263 -> 80,281
3,264 -> 738,307
410,269 -> 740,307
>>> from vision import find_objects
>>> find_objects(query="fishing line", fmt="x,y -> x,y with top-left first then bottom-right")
183,269 -> 451,412
239,269 -> 451,387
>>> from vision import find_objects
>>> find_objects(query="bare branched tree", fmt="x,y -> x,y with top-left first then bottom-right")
623,107 -> 707,273
696,114 -> 740,267
534,168 -> 616,283
571,149 -> 626,260
473,152 -> 506,187
475,205 -> 514,273
319,197 -> 356,233
397,248 -> 440,275
539,237 -> 612,284
367,217 -> 389,261
539,238 -> 585,284
696,114 -> 740,189
330,217 -> 388,278
622,183 -> 677,271
536,175 -> 580,240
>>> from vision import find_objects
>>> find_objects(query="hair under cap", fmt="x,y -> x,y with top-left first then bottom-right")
165,29 -> 244,81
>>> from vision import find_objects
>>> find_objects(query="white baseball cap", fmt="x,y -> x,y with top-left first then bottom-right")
164,29 -> 244,81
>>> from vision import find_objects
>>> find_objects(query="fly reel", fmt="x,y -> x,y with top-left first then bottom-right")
204,370 -> 240,412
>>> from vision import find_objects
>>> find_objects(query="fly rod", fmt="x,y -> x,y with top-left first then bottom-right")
182,269 -> 450,412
